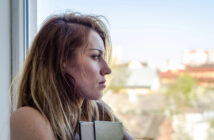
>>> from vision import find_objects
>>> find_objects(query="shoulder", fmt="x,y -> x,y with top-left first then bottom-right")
96,100 -> 119,121
10,106 -> 56,140
96,100 -> 109,109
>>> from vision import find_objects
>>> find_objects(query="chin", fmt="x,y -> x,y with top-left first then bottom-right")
86,92 -> 103,100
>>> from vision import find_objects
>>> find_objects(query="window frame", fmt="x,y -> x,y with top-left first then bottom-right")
0,0 -> 37,139
11,0 -> 37,79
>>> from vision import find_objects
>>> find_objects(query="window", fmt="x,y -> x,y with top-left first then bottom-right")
35,0 -> 214,139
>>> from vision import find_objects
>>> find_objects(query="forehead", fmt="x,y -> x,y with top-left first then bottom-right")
87,30 -> 105,52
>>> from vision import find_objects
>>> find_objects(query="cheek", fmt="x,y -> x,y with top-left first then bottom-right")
66,59 -> 100,82
73,63 -> 103,99
71,63 -> 98,88
82,62 -> 99,80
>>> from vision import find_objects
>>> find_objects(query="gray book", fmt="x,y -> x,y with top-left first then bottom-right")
79,121 -> 123,140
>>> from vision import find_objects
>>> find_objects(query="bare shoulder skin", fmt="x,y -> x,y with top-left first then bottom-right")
10,106 -> 133,140
10,106 -> 56,140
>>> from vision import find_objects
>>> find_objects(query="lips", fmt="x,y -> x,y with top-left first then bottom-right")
99,80 -> 106,84
99,80 -> 106,88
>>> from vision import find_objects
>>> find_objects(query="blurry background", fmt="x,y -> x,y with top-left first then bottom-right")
1,0 -> 214,139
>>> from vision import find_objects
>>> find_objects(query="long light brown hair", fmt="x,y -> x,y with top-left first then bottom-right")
10,13 -> 116,140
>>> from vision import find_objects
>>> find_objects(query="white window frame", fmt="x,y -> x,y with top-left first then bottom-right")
0,0 -> 37,139
11,0 -> 37,79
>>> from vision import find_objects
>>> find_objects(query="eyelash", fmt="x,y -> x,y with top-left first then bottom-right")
91,54 -> 101,61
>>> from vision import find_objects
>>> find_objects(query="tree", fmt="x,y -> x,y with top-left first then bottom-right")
165,73 -> 197,113
104,62 -> 130,94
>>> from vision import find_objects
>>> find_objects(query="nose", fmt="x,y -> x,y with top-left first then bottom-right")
101,61 -> 111,75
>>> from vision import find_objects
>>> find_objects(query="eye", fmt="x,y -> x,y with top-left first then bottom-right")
91,54 -> 101,61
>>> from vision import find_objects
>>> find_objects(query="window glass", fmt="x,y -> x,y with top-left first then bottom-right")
37,0 -> 214,139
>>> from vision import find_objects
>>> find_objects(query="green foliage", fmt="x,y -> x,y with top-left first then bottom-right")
165,73 -> 197,113
210,119 -> 214,127
207,119 -> 214,140
104,64 -> 130,93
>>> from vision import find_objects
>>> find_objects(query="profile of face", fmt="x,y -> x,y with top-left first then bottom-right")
64,30 -> 111,100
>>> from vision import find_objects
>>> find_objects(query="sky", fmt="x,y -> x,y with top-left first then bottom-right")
37,0 -> 214,63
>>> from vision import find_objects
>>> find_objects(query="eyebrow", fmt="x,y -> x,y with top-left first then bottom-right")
88,48 -> 105,54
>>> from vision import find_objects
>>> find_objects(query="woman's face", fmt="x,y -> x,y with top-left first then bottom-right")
64,30 -> 111,100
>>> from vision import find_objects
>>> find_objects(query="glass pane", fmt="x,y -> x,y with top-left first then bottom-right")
37,0 -> 214,139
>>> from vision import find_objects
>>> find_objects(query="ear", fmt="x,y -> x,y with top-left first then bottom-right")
62,60 -> 75,74
62,61 -> 68,73
63,61 -> 67,69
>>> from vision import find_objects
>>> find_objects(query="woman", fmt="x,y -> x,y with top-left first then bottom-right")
10,12 -> 133,140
